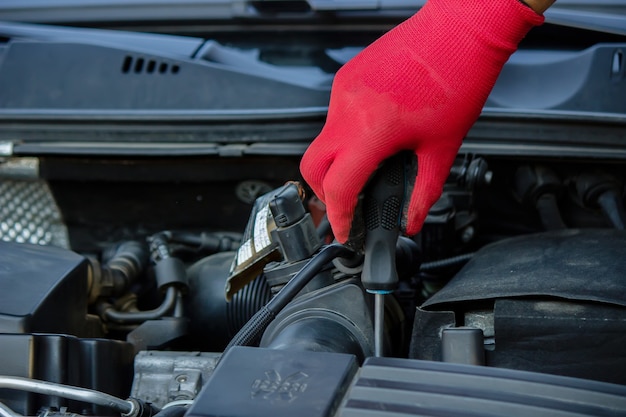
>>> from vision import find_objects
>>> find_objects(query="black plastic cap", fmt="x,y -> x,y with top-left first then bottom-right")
269,183 -> 306,228
186,347 -> 357,417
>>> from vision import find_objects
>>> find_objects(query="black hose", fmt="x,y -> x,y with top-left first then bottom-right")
420,253 -> 475,271
535,194 -> 567,230
224,244 -> 352,351
107,241 -> 149,277
223,306 -> 275,350
103,287 -> 178,324
88,241 -> 148,301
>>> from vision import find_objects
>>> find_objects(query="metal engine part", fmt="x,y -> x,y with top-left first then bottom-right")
130,351 -> 221,409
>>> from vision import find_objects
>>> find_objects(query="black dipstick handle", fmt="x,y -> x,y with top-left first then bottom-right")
361,153 -> 407,293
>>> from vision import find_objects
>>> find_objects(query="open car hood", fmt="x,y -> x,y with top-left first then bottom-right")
0,19 -> 624,158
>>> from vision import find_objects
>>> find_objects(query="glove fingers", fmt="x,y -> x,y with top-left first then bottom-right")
405,149 -> 458,236
321,150 -> 385,244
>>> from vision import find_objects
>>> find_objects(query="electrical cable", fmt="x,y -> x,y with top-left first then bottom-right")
224,243 -> 351,351
420,253 -> 475,271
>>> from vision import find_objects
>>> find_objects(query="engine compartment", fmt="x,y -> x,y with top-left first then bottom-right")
1,10 -> 626,415
1,151 -> 626,416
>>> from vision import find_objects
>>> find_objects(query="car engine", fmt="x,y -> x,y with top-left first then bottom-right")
1,152 -> 626,417
1,7 -> 626,417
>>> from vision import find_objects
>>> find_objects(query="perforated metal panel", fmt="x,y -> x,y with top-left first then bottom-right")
0,179 -> 69,248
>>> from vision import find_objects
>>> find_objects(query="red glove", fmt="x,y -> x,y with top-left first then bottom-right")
300,0 -> 544,244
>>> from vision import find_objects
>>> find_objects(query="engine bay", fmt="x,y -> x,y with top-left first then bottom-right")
1,152 -> 626,416
1,8 -> 626,417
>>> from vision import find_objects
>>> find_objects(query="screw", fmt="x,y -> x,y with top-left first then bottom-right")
484,171 -> 493,185
461,226 -> 475,243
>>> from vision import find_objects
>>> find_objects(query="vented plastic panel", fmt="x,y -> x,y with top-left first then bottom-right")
340,357 -> 626,417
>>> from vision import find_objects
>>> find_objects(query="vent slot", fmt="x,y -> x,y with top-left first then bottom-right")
612,49 -> 623,81
121,55 -> 180,75
134,57 -> 144,73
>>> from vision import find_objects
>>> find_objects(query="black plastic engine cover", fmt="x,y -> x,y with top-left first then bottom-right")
490,298 -> 626,384
0,333 -> 135,416
0,242 -> 87,336
422,229 -> 626,308
342,357 -> 626,417
186,347 -> 358,417
414,229 -> 626,384
0,241 -> 89,335
187,348 -> 626,417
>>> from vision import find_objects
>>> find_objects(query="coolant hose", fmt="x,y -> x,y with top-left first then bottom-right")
103,286 -> 179,324
88,241 -> 149,303
105,241 -> 150,294
224,244 -> 352,351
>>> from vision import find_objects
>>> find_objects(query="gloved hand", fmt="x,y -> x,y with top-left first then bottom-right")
300,0 -> 544,244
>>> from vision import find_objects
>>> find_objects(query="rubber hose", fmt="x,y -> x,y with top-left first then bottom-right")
420,253 -> 475,271
224,244 -> 351,351
103,287 -> 178,324
535,194 -> 567,230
